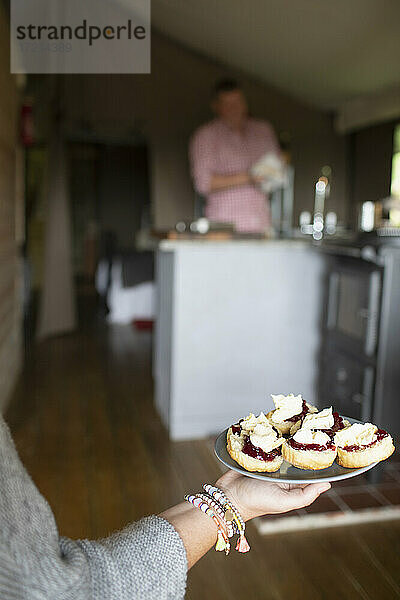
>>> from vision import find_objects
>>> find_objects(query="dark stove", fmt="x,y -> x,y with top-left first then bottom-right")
317,234 -> 400,443
319,230 -> 400,259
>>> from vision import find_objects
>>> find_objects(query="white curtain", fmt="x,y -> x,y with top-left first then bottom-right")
37,136 -> 76,339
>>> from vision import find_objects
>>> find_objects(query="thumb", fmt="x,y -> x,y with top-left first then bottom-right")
301,483 -> 331,506
285,482 -> 330,510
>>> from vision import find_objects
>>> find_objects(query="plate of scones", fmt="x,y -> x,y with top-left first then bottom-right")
214,393 -> 395,483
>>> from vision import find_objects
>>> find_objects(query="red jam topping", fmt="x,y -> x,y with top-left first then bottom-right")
324,412 -> 346,439
242,436 -> 281,461
288,438 -> 336,452
286,399 -> 309,422
231,423 -> 242,435
343,428 -> 388,452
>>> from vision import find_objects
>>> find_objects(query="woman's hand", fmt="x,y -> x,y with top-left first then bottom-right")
216,470 -> 331,522
248,172 -> 265,186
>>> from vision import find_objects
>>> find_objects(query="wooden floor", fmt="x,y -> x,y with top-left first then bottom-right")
6,314 -> 400,600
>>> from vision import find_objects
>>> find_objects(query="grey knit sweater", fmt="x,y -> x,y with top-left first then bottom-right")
0,416 -> 187,599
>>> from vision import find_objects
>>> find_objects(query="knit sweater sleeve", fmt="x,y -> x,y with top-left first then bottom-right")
0,416 -> 187,600
74,515 -> 187,600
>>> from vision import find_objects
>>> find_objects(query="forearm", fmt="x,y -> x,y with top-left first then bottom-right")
159,502 -> 218,569
209,171 -> 252,192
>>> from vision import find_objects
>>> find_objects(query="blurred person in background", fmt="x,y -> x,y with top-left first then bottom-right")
189,79 -> 281,234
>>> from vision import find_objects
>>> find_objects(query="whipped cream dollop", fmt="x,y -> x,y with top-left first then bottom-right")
230,435 -> 245,453
335,423 -> 378,448
270,394 -> 303,423
293,428 -> 331,446
240,412 -> 270,432
302,407 -> 334,430
249,422 -> 283,453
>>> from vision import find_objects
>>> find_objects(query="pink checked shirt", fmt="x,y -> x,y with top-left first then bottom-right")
189,118 -> 280,233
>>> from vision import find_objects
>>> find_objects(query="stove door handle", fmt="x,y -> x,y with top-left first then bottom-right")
352,393 -> 364,405
364,271 -> 381,356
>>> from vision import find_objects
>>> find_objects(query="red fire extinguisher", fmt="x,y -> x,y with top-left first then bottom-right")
20,98 -> 34,146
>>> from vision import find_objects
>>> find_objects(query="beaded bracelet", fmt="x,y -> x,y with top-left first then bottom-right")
203,484 -> 250,553
204,492 -> 240,537
184,493 -> 231,554
196,492 -> 235,538
184,494 -> 230,554
184,484 -> 250,554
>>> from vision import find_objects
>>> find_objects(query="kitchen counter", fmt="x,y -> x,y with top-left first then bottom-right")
154,239 -> 326,440
159,238 -> 313,250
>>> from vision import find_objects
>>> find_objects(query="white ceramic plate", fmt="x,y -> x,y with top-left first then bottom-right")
214,416 -> 377,484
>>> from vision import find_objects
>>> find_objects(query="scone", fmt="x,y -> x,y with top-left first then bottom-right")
282,428 -> 337,470
335,423 -> 395,468
289,407 -> 350,437
267,393 -> 317,436
227,412 -> 284,472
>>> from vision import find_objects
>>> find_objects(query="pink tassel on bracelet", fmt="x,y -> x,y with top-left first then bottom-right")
236,532 -> 250,553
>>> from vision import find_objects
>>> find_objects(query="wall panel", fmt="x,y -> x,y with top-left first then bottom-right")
0,4 -> 21,411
